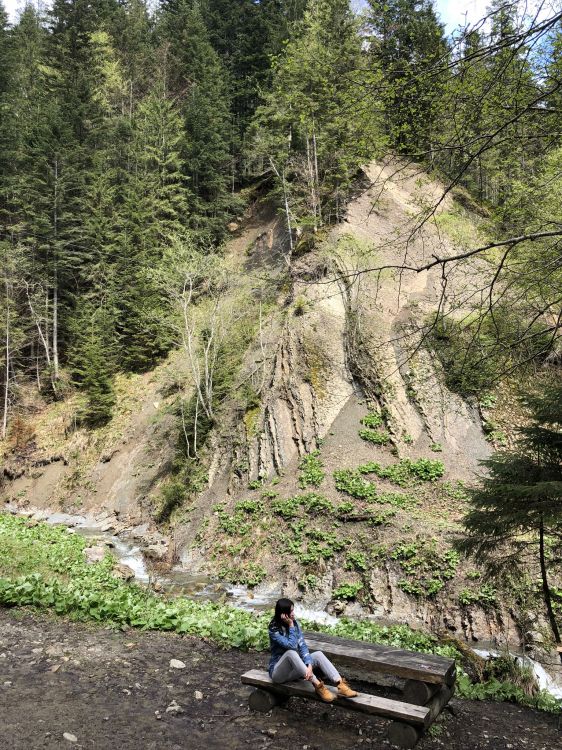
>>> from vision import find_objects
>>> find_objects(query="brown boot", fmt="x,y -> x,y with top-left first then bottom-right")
337,678 -> 358,698
314,680 -> 337,703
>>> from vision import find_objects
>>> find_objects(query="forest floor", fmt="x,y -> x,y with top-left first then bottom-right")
1,608 -> 559,750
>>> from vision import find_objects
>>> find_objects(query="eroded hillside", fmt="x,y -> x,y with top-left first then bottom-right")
1,160 -> 550,656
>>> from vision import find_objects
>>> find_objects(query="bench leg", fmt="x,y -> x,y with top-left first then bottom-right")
248,688 -> 283,712
403,680 -> 440,706
386,721 -> 421,749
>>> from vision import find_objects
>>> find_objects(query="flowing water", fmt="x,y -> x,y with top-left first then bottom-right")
13,508 -> 337,623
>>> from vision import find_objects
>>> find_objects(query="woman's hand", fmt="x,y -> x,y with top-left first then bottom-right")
280,613 -> 294,627
304,664 -> 314,681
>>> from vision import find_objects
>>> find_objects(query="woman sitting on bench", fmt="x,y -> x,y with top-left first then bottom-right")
268,598 -> 358,703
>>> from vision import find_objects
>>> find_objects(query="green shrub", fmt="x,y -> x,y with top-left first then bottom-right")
458,585 -> 497,608
391,541 -> 459,598
298,451 -> 325,488
360,412 -> 383,428
333,582 -> 363,601
359,428 -> 391,445
428,309 -> 553,398
345,551 -> 368,571
334,469 -> 377,501
357,458 -> 444,486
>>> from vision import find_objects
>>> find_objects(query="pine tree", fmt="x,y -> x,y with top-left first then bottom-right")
368,0 -> 449,160
161,0 -> 236,241
251,0 -> 385,229
461,382 -> 562,648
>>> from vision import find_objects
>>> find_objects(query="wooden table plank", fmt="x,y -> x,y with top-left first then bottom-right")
303,631 -> 456,685
241,669 -> 431,727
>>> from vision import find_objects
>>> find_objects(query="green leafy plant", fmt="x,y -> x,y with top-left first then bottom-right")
357,458 -> 445,486
298,450 -> 325,488
345,551 -> 368,571
334,469 -> 377,501
360,412 -> 383,428
391,541 -> 459,598
333,582 -> 363,601
359,428 -> 391,445
458,585 -> 497,608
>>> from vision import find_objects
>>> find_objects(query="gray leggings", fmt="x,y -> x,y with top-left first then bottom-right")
271,650 -> 341,685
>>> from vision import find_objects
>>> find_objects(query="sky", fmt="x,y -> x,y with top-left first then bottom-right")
3,0 -> 495,31
2,0 -> 554,34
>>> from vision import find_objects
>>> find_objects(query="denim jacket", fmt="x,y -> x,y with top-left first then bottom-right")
268,618 -> 311,676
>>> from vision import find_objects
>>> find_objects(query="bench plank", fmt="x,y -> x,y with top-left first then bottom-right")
303,631 -> 456,686
241,669 -> 431,727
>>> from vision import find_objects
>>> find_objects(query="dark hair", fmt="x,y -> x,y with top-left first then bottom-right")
273,598 -> 294,627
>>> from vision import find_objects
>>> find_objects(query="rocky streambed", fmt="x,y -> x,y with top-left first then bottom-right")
2,504 -> 339,624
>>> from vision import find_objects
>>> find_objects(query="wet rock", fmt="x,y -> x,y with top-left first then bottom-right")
525,630 -> 545,644
327,600 -> 346,616
145,542 -> 169,561
113,564 -> 135,581
84,546 -> 106,564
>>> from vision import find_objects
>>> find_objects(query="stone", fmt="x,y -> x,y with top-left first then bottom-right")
63,733 -> 77,743
113,563 -> 135,581
84,546 -> 106,564
194,690 -> 204,700
525,630 -> 546,644
227,222 -> 239,233
145,543 -> 169,561
169,659 -> 186,669
166,700 -> 184,715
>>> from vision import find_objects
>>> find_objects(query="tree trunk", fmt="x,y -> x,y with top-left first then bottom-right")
539,516 -> 561,649
52,157 -> 60,383
2,273 -> 10,440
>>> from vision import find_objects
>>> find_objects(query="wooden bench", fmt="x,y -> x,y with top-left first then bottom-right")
241,632 -> 456,749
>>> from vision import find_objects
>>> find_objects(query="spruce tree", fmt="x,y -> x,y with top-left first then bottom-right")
70,302 -> 116,427
368,0 -> 449,160
114,79 -> 188,371
461,383 -> 562,648
161,0 -> 236,241
251,0 -> 385,228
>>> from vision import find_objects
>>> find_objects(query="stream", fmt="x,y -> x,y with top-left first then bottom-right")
6,506 -> 562,700
11,507 -> 338,626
